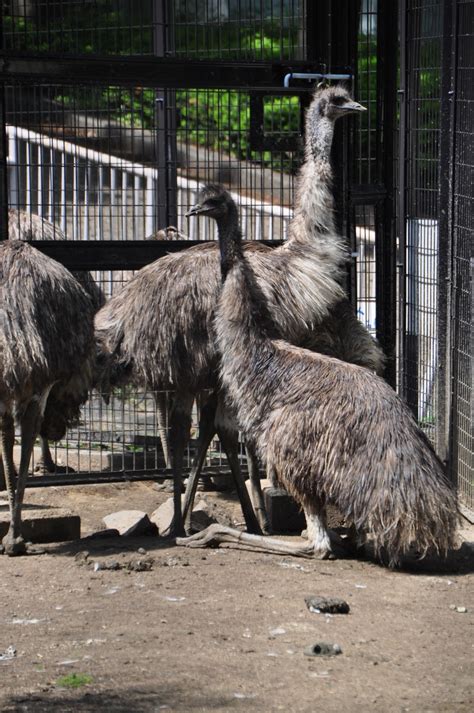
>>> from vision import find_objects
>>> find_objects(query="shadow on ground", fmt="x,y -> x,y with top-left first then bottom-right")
2,685 -> 238,713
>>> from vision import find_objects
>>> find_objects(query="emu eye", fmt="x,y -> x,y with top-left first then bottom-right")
332,96 -> 347,106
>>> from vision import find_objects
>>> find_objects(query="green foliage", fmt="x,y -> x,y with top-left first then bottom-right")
56,673 -> 93,689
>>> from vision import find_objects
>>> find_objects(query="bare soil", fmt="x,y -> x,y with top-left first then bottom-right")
0,481 -> 473,713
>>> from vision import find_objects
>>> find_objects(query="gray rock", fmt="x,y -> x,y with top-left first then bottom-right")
102,510 -> 157,537
305,596 -> 350,614
151,497 -> 218,536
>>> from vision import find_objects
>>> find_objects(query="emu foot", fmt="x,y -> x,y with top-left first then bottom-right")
2,531 -> 27,556
177,524 -> 316,558
155,481 -> 185,494
34,459 -> 76,475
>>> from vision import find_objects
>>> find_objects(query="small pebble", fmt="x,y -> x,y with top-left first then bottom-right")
449,604 -> 456,610
456,606 -> 467,613
138,547 -> 147,555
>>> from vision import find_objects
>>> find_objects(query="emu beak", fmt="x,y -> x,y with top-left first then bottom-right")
343,101 -> 367,113
186,203 -> 202,217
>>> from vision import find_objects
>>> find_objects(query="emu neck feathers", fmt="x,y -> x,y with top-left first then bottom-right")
289,115 -> 339,246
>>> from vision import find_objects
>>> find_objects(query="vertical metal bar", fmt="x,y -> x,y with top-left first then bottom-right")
0,85 -> 8,240
0,11 -> 7,240
376,0 -> 398,387
60,153 -> 66,233
8,130 -> 19,210
153,0 -> 177,228
438,0 -> 458,468
398,0 -> 410,402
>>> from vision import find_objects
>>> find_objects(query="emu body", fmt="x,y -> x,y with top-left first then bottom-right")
178,189 -> 458,566
8,209 -> 104,474
0,240 -> 95,554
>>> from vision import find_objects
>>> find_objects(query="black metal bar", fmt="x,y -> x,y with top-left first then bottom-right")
27,239 -> 282,271
398,0 -> 414,410
0,54 -> 349,92
25,466 -> 238,489
0,10 -> 8,242
154,0 -> 177,228
375,0 -> 398,387
438,0 -> 458,468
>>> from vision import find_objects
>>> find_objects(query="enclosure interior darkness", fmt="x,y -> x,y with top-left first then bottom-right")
0,0 -> 472,513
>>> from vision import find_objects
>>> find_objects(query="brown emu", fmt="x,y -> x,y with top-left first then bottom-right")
177,188 -> 458,566
8,209 -> 104,474
95,85 -> 371,536
0,240 -> 95,555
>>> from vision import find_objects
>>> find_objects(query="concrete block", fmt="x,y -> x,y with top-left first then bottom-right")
102,510 -> 157,537
0,509 -> 80,544
263,487 -> 306,533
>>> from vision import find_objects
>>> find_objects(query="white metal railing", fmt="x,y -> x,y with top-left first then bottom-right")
6,124 -> 293,244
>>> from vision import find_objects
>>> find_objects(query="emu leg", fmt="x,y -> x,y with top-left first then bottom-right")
0,413 -> 17,510
303,499 -> 334,559
155,391 -> 172,469
0,456 -> 5,492
245,442 -> 271,534
3,400 -> 41,555
216,427 -> 262,535
166,391 -> 194,538
34,436 -> 75,474
182,392 -> 218,534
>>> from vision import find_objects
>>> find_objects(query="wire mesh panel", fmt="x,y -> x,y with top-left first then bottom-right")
399,0 -> 444,444
451,0 -> 473,510
172,0 -> 305,60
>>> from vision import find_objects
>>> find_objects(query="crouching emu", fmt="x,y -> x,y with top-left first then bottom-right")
176,189 -> 458,567
0,240 -> 95,555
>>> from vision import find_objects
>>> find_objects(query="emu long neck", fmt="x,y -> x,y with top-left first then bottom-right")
215,202 -> 243,282
289,109 -> 339,246
215,231 -> 281,442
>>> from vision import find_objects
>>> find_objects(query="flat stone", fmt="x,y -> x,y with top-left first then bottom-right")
0,509 -> 80,544
102,510 -> 157,537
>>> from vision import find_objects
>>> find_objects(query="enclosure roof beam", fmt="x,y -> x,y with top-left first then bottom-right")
0,54 -> 351,93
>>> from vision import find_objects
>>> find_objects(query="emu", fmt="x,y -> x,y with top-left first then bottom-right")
177,188 -> 458,567
0,240 -> 95,555
7,209 -> 104,474
95,85 -> 371,536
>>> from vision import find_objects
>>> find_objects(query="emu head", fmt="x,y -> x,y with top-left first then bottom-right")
186,184 -> 234,220
312,85 -> 366,121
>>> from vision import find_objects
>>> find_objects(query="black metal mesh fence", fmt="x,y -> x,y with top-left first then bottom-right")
1,1 -> 471,508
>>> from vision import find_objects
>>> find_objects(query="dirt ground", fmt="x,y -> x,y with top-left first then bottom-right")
0,480 -> 473,713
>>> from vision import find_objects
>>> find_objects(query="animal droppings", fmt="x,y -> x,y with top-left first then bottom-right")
305,596 -> 350,614
304,642 -> 342,657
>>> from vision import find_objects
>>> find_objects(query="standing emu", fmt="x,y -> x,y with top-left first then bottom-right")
95,85 -> 372,536
0,240 -> 95,555
177,188 -> 458,566
7,209 -> 104,474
